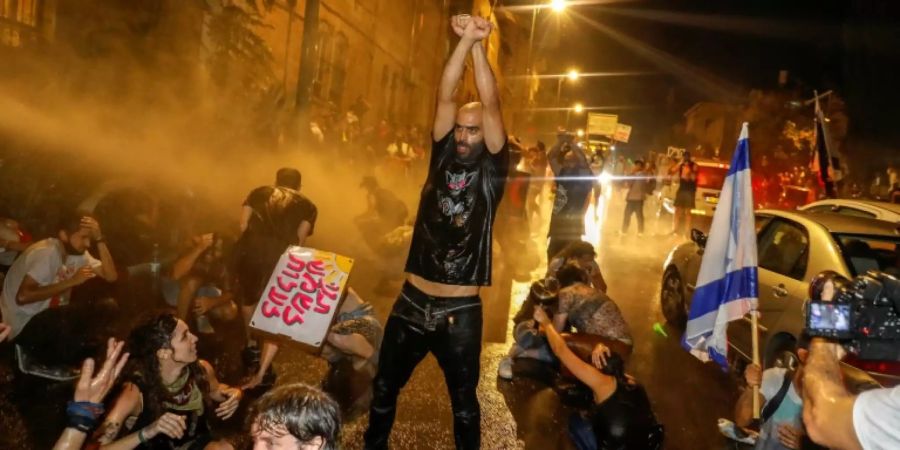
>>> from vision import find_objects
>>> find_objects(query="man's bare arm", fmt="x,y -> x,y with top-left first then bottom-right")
434,16 -> 478,141
16,275 -> 81,305
801,340 -> 862,450
239,206 -> 252,233
94,241 -> 118,282
296,221 -> 312,246
471,38 -> 505,153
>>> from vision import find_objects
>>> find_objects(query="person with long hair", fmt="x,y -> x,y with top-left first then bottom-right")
534,306 -> 663,450
554,262 -> 630,346
93,314 -> 241,449
547,241 -> 607,293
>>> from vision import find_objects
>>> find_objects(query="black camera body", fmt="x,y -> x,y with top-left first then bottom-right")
806,270 -> 900,362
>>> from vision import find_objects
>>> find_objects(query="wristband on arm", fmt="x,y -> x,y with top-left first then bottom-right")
65,401 -> 105,432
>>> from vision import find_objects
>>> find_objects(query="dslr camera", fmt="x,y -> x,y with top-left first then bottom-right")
805,270 -> 900,361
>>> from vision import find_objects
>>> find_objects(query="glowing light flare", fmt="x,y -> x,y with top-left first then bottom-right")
576,129 -> 585,137
567,69 -> 580,81
550,0 -> 567,13
573,103 -> 584,113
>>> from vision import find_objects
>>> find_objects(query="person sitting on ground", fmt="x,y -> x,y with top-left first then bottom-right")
248,383 -> 341,450
555,262 -> 631,347
53,338 -> 129,450
497,278 -> 561,380
320,287 -> 383,419
547,240 -> 607,293
0,217 -> 32,273
534,306 -> 663,450
0,211 -> 119,376
735,335 -> 816,450
355,176 -> 409,250
93,313 -> 241,449
163,233 -> 238,334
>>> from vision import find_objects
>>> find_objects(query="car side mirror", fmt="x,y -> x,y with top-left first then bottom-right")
691,228 -> 707,249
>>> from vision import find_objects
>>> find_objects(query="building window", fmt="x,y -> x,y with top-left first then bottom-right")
1,0 -> 39,25
328,32 -> 348,105
314,22 -> 334,100
1,0 -> 41,47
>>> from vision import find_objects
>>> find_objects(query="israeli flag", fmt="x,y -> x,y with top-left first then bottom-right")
683,122 -> 758,369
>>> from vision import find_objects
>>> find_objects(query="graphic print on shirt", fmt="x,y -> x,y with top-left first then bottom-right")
49,262 -> 77,308
553,184 -> 569,214
439,169 -> 478,227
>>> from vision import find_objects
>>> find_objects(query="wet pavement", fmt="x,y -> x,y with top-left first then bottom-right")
0,185 -> 740,449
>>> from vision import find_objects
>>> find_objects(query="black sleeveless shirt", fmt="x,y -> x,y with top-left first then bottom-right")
127,370 -> 212,450
591,382 -> 663,450
405,132 -> 509,286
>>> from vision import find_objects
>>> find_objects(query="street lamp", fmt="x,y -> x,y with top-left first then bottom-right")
573,103 -> 584,113
551,0 -> 567,13
577,129 -> 585,137
567,69 -> 580,81
529,0 -> 568,74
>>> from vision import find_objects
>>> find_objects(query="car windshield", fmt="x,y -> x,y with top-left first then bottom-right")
696,165 -> 729,189
833,234 -> 900,277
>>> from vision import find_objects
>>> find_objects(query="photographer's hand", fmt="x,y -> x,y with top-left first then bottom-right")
801,338 -> 862,450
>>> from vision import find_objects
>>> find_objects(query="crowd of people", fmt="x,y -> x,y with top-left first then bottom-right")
2,12 -> 899,450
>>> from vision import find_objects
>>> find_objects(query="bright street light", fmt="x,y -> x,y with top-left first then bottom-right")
567,69 -> 580,81
573,103 -> 584,113
550,0 -> 567,13
576,129 -> 585,137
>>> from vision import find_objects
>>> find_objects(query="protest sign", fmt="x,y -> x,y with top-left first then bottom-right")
250,246 -> 354,347
614,124 -> 632,143
588,113 -> 618,137
667,146 -> 686,159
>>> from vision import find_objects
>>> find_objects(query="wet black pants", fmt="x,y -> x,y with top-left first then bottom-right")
364,282 -> 482,450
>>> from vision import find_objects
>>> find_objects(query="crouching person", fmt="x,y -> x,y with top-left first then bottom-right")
248,383 -> 341,450
320,287 -> 382,420
1,212 -> 118,378
735,335 -> 820,450
93,314 -> 241,449
534,306 -> 663,450
498,278 -> 561,380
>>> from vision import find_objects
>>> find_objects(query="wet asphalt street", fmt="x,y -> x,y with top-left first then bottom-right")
278,187 -> 740,450
0,185 -> 740,449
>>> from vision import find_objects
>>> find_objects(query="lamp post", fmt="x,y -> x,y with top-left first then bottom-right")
566,102 -> 583,129
551,0 -> 567,13
527,0 -> 568,75
556,69 -> 579,126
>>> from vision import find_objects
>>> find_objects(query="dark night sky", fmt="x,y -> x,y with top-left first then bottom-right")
509,0 -> 900,154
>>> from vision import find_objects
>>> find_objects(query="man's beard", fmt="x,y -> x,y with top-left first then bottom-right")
62,239 -> 86,256
454,139 -> 487,164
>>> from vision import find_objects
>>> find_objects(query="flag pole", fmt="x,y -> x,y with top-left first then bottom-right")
751,310 -> 761,419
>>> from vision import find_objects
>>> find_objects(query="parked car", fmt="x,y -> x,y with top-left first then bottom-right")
660,209 -> 900,386
799,198 -> 900,224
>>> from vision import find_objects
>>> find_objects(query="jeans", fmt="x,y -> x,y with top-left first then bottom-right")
569,412 -> 598,450
162,278 -> 222,307
512,320 -> 555,363
15,298 -> 118,367
364,282 -> 482,450
622,200 -> 645,233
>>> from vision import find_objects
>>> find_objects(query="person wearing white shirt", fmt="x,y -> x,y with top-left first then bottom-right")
0,212 -> 118,371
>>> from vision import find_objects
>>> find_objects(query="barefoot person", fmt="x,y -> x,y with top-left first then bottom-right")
364,14 -> 509,450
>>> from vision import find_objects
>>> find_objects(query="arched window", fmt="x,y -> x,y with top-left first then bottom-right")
329,32 -> 349,105
314,22 -> 334,99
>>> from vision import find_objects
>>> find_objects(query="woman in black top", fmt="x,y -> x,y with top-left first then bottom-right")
93,314 -> 241,449
534,307 -> 663,450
